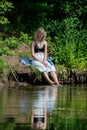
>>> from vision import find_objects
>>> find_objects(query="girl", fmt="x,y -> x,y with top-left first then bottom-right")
31,27 -> 60,85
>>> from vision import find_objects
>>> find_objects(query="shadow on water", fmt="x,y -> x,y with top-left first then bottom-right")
0,84 -> 87,130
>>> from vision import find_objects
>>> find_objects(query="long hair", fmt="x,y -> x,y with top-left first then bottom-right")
34,27 -> 46,41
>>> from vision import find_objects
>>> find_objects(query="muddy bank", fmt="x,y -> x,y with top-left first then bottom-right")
58,70 -> 87,85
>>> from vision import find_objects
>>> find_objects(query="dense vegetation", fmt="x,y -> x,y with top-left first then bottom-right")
0,0 -> 87,74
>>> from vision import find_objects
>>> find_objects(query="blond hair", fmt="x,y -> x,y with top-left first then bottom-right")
34,27 -> 46,41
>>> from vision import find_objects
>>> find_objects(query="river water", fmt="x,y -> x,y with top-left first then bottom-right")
0,84 -> 87,130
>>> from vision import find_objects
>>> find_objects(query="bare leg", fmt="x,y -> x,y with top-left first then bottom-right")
43,72 -> 55,85
50,71 -> 60,85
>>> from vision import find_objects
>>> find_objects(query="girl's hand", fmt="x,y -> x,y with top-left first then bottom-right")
42,61 -> 48,67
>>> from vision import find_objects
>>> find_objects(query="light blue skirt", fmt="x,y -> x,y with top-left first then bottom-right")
32,53 -> 56,73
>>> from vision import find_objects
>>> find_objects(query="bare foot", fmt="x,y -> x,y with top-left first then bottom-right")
55,82 -> 62,86
55,81 -> 59,85
49,81 -> 55,85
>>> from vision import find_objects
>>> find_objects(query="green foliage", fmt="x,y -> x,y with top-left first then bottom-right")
5,36 -> 19,49
48,16 -> 87,71
46,20 -> 61,37
0,46 -> 13,55
19,32 -> 32,44
74,58 -> 87,72
0,16 -> 9,25
57,65 -> 68,81
0,123 -> 16,130
0,57 -> 8,74
0,36 -> 15,55
0,0 -> 14,25
0,32 -> 32,56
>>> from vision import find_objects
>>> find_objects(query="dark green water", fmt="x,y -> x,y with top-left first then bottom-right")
0,85 -> 87,130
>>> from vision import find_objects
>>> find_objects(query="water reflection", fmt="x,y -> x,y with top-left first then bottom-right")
30,86 -> 57,129
0,85 -> 87,130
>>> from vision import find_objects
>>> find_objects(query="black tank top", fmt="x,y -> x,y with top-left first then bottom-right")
34,44 -> 45,53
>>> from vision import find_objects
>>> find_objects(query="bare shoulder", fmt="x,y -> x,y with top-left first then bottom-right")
44,40 -> 47,45
31,41 -> 35,46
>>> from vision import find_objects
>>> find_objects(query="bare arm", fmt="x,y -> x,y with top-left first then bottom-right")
43,41 -> 47,61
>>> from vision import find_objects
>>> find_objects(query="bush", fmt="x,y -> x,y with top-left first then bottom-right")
0,57 -> 8,74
